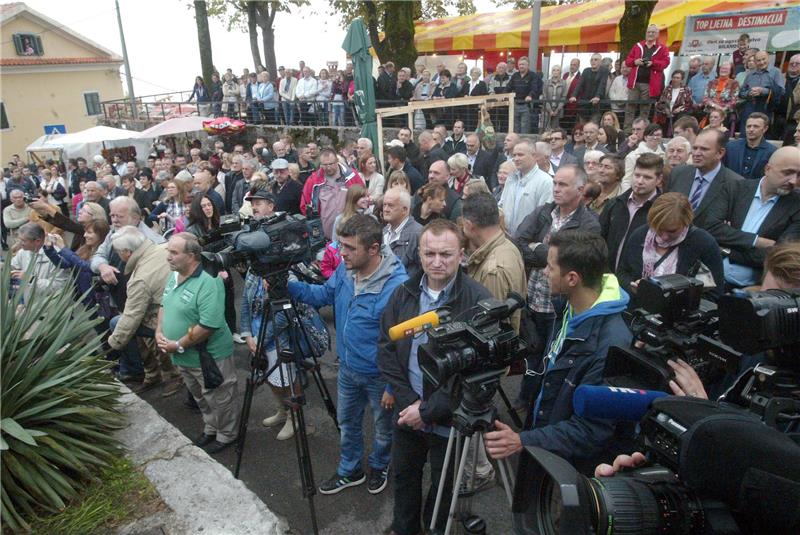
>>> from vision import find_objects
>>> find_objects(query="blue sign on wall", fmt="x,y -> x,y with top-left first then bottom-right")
44,124 -> 66,135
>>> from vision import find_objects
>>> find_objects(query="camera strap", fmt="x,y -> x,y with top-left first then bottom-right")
652,244 -> 679,271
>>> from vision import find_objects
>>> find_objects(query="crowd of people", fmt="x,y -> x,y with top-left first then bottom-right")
3,40 -> 800,535
188,27 -> 800,146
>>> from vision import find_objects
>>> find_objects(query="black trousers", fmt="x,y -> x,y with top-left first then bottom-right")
391,425 -> 455,535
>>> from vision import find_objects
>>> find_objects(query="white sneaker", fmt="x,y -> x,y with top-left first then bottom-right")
232,333 -> 245,344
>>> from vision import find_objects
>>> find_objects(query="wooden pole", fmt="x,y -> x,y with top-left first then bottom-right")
377,114 -> 385,169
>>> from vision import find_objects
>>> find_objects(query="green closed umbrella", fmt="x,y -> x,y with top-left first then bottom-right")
342,19 -> 378,152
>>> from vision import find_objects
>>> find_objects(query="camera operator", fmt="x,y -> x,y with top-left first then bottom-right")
289,214 -> 407,495
485,230 -> 633,475
378,219 -> 493,535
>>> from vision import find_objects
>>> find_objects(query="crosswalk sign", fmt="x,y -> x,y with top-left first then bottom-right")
44,124 -> 66,135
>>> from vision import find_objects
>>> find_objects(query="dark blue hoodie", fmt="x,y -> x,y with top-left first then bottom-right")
522,274 -> 633,473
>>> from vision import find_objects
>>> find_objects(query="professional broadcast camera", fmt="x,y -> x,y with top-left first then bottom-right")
603,275 -> 741,391
199,212 -> 325,279
511,286 -> 800,535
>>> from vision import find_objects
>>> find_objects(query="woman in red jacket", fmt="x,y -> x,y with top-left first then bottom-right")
624,23 -> 671,132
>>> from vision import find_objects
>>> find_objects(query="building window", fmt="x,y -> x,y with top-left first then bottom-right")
1,102 -> 9,130
84,92 -> 101,116
12,33 -> 43,56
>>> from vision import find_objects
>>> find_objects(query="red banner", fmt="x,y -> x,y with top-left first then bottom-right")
693,9 -> 787,32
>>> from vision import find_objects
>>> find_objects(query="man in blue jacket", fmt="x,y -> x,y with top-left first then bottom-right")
289,214 -> 408,495
485,229 -> 633,474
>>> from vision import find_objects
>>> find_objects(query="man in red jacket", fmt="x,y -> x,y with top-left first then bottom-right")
300,148 -> 364,239
624,24 -> 670,133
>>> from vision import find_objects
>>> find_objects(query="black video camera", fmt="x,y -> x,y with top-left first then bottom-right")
200,212 -> 325,278
604,275 -> 741,391
418,292 -> 527,391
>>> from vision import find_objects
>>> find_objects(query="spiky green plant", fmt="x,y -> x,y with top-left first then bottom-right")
1,258 -> 124,531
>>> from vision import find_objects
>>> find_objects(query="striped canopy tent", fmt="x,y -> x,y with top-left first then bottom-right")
414,0 -> 800,56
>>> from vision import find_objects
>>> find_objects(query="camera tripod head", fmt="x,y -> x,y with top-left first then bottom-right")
451,368 -> 507,436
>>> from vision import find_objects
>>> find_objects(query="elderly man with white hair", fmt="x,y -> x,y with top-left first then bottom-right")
107,225 -> 181,391
10,222 -> 68,300
356,137 -> 373,162
534,141 -> 555,177
382,187 -> 422,271
665,136 -> 692,168
231,158 -> 258,214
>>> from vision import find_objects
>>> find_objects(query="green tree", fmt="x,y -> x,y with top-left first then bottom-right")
194,0 -> 215,89
206,0 -> 309,80
331,0 -> 478,70
619,0 -> 659,58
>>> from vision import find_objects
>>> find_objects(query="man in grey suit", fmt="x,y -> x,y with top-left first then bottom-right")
666,129 -> 743,230
548,128 -> 578,172
382,188 -> 422,274
705,146 -> 800,288
572,122 -> 609,167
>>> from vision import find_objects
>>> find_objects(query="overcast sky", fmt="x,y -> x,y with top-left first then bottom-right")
25,0 -> 498,98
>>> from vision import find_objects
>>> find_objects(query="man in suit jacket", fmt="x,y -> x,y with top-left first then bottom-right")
706,146 -> 800,288
666,129 -> 743,231
722,112 -> 776,180
465,134 -> 495,186
569,54 -> 609,123
548,128 -> 578,172
418,131 -> 448,181
572,122 -> 609,166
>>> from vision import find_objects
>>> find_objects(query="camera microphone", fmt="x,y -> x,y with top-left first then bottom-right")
573,385 -> 669,421
388,310 -> 447,341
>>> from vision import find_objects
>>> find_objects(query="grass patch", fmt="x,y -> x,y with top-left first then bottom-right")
26,458 -> 164,535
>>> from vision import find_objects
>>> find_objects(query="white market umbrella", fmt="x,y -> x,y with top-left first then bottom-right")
135,116 -> 213,139
42,125 -> 138,146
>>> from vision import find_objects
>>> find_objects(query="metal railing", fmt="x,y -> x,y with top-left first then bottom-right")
101,91 -> 662,133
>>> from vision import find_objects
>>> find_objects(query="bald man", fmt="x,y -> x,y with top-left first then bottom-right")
706,146 -> 800,289
739,50 -> 784,131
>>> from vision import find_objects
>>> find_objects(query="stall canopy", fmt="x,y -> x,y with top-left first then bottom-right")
414,0 -> 800,54
135,116 -> 212,139
41,125 -> 139,146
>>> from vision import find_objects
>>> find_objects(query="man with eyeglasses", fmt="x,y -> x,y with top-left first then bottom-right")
548,128 -> 578,172
300,148 -> 364,239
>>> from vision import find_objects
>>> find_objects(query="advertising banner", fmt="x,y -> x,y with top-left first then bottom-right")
679,7 -> 800,56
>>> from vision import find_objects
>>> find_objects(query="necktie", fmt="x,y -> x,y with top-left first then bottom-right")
689,176 -> 706,211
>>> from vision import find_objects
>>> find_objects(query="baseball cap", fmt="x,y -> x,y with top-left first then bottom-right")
246,187 -> 276,203
270,158 -> 289,170
386,139 -> 404,148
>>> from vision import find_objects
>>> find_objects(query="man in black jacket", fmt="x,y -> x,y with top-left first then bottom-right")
508,57 -> 543,134
397,128 -> 422,170
569,53 -> 609,124
376,61 -> 397,106
386,145 -> 424,194
418,131 -> 449,180
600,153 -> 662,271
223,156 -> 244,213
378,219 -> 493,535
706,146 -> 800,289
666,129 -> 743,231
465,134 -> 495,185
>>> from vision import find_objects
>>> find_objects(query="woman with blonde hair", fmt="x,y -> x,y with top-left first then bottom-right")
359,154 -> 385,200
617,192 -> 724,300
331,184 -> 371,242
386,170 -> 411,193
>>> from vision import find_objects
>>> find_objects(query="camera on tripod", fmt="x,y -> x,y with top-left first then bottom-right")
511,284 -> 800,535
199,211 -> 325,280
603,274 -> 741,391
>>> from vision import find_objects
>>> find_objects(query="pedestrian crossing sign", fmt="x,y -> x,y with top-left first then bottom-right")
44,124 -> 66,135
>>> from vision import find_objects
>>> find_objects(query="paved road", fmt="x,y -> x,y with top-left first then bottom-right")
140,302 -> 526,535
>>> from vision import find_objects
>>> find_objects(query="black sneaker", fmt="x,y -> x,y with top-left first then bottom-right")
319,471 -> 366,495
367,467 -> 389,494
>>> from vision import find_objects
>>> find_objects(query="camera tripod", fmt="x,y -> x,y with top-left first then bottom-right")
430,368 -> 516,535
233,272 -> 338,535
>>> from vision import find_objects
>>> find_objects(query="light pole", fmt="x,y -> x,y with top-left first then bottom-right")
528,0 -> 542,71
115,0 -> 137,120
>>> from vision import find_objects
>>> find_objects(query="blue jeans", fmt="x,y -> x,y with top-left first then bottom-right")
514,101 -> 531,134
109,315 -> 153,376
282,101 -> 295,125
336,364 -> 393,476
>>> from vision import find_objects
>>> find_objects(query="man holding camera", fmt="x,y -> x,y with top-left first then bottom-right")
378,219 -> 493,535
485,230 -> 633,474
289,214 -> 407,495
623,24 -> 670,132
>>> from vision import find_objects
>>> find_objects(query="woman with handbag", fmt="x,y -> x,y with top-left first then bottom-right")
617,192 -> 725,303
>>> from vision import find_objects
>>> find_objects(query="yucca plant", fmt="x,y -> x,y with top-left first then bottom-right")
1,258 -> 124,531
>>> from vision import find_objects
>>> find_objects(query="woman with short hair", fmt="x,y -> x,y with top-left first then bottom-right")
617,192 -> 724,301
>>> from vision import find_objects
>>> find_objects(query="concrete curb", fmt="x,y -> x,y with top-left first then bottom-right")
115,387 -> 290,535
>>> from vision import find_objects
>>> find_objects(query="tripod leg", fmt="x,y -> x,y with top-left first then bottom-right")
233,373 -> 257,479
444,436 -> 472,535
309,365 -> 339,431
430,427 -> 457,531
496,457 -> 514,507
497,384 -> 524,429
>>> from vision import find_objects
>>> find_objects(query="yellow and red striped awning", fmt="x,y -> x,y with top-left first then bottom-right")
414,0 -> 799,54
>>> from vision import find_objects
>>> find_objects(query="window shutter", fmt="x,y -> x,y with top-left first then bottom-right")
34,35 -> 44,56
12,34 -> 23,55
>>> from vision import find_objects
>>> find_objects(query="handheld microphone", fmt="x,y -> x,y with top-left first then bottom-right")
388,310 -> 442,341
573,385 -> 669,422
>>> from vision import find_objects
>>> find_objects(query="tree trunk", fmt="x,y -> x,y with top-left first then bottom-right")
363,1 -> 385,61
619,0 -> 658,58
246,1 -> 262,72
194,0 -> 215,89
380,1 -> 418,69
255,3 -> 278,80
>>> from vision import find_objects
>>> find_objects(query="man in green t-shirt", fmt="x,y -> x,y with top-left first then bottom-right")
156,232 -> 239,454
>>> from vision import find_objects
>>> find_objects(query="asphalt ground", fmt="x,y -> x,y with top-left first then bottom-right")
137,276 -> 527,535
